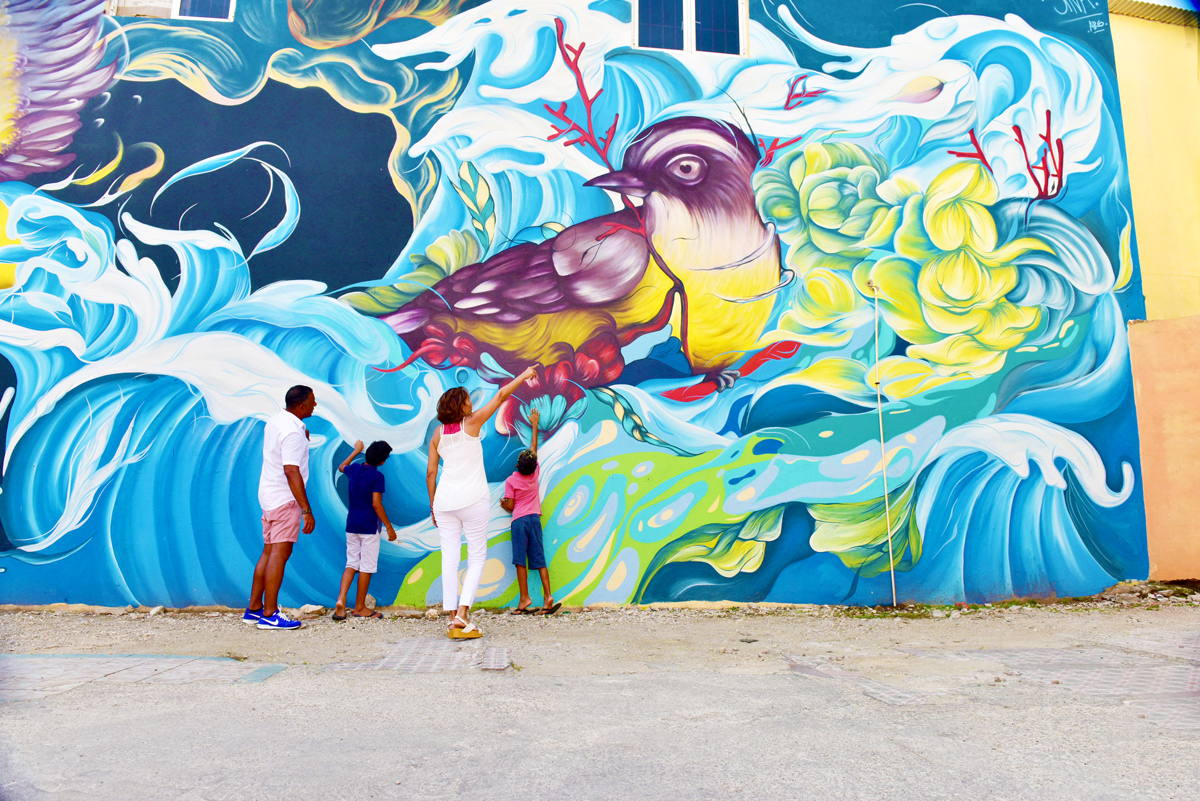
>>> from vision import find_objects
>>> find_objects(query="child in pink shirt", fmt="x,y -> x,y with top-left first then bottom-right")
501,410 -> 560,615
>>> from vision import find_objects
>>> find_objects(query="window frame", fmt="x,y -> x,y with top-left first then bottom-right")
632,0 -> 749,57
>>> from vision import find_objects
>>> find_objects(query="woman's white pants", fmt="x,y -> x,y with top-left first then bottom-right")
437,495 -> 490,611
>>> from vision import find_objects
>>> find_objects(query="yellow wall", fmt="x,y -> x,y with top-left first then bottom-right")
1113,13 -> 1200,578
1110,14 -> 1200,321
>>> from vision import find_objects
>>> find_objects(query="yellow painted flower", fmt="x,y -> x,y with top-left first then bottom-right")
754,144 -> 921,347
754,142 -> 919,272
853,162 -> 1050,378
921,161 -> 1000,252
759,266 -> 872,348
755,144 -> 1058,389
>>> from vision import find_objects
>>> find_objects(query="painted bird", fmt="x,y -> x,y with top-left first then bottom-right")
383,116 -> 784,389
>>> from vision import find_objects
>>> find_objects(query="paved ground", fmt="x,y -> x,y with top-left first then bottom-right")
0,656 -> 288,701
1,596 -> 1198,800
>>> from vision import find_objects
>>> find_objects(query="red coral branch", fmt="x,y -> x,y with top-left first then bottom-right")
784,74 -> 827,111
948,128 -> 993,174
597,219 -> 647,241
543,16 -> 691,360
544,17 -> 618,169
661,341 -> 803,402
758,135 -> 804,168
1012,109 -> 1065,200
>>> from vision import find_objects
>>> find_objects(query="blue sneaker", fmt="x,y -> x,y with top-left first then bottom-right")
242,608 -> 264,625
257,611 -> 302,631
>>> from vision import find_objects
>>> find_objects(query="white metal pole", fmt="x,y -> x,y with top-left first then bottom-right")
868,279 -> 898,608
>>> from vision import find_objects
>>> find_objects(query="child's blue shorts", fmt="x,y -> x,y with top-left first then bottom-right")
511,514 -> 547,569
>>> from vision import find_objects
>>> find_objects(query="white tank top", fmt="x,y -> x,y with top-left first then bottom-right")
433,423 -> 489,512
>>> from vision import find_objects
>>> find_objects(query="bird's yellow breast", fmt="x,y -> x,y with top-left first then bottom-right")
648,203 -> 781,372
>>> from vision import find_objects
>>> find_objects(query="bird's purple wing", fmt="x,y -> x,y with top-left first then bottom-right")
392,209 -> 649,330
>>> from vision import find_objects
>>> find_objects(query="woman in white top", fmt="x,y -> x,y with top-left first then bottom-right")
427,366 -> 536,637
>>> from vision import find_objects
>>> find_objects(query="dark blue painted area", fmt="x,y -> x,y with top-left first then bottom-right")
38,79 -> 412,293
744,385 -> 865,431
620,337 -> 693,384
727,469 -> 756,485
751,438 -> 783,456
718,395 -> 752,437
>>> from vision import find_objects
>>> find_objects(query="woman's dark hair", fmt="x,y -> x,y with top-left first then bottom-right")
516,449 -> 538,476
365,441 -> 392,466
437,387 -> 470,425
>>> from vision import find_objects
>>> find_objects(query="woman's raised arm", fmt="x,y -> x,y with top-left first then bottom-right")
466,366 -> 537,434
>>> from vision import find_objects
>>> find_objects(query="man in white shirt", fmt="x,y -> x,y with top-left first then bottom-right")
243,385 -> 317,631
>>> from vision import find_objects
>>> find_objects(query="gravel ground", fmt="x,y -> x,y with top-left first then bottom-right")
2,589 -> 1197,675
1,588 -> 1198,800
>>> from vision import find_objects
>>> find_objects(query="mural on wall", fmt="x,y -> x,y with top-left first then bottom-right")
0,0 -> 1148,607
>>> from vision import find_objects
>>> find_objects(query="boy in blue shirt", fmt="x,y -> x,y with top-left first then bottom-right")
333,440 -> 397,620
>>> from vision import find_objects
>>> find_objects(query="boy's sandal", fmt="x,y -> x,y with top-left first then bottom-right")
331,612 -> 347,622
510,605 -> 533,615
538,602 -> 563,616
351,610 -> 382,619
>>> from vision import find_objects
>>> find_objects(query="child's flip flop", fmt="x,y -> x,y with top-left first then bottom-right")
510,606 -> 532,615
331,612 -> 347,622
538,602 -> 563,616
351,610 -> 383,619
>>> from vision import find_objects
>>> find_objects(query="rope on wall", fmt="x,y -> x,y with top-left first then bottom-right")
868,279 -> 898,608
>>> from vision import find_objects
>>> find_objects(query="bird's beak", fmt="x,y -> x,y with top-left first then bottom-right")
585,170 -> 650,198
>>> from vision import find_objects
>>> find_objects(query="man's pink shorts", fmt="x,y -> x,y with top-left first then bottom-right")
262,501 -> 302,544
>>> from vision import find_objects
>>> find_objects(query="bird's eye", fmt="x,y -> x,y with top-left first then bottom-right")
665,155 -> 706,185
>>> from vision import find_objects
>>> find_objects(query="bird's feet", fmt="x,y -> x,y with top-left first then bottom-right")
706,369 -> 741,392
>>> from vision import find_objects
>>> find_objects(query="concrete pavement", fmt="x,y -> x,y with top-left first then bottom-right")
1,601 -> 1198,800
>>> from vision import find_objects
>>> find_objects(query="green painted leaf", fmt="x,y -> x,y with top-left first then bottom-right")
808,480 -> 922,577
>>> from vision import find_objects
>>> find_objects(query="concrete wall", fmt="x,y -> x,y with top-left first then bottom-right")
0,0 -> 1149,606
1129,317 -> 1200,580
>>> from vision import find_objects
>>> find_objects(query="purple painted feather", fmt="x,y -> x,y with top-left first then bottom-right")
384,208 -> 649,335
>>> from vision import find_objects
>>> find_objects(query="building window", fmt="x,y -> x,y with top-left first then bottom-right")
174,0 -> 234,20
634,0 -> 748,56
105,0 -> 235,21
638,0 -> 685,51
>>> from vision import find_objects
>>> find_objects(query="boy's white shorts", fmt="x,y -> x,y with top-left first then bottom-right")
345,532 -> 381,573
